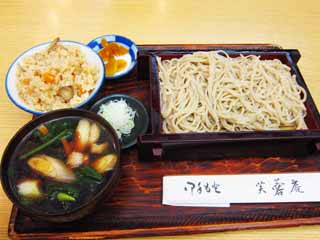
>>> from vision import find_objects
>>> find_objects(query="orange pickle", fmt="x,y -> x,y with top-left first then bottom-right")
101,38 -> 108,48
116,45 -> 128,55
116,59 -> 127,72
105,56 -> 117,76
98,39 -> 129,76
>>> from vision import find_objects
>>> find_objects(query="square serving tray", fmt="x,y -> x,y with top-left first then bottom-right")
138,47 -> 320,161
8,44 -> 320,240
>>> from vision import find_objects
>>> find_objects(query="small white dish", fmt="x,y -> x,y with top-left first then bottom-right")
5,40 -> 105,115
87,35 -> 138,80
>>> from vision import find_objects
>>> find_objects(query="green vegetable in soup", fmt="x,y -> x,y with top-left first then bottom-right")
19,129 -> 72,160
34,120 -> 74,143
75,166 -> 103,182
20,197 -> 32,206
57,192 -> 76,202
46,182 -> 80,200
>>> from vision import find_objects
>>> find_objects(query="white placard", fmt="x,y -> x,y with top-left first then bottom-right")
162,173 -> 320,207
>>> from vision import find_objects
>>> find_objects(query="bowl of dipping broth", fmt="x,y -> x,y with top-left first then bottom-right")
1,109 -> 120,222
87,35 -> 138,80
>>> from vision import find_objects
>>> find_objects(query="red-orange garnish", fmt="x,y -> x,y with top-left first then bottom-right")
61,138 -> 73,155
38,124 -> 49,135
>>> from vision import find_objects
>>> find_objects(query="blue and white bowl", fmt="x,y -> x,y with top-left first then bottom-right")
5,40 -> 105,115
87,35 -> 138,80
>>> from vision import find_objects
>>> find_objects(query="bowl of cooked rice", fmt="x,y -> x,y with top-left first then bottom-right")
5,38 -> 105,115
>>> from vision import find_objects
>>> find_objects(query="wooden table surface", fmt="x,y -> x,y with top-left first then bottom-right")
1,0 -> 320,239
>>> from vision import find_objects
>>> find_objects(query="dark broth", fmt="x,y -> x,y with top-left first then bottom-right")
8,116 -> 117,214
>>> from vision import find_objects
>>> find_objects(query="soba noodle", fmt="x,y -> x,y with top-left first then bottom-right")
157,51 -> 307,133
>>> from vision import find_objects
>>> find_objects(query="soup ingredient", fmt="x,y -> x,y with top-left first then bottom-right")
57,192 -> 76,202
89,123 -> 101,144
74,119 -> 91,151
17,179 -> 42,199
75,166 -> 103,181
16,40 -> 100,112
34,120 -> 73,143
98,38 -> 128,77
98,99 -> 135,139
91,153 -> 117,174
27,154 -> 76,183
91,142 -> 109,154
46,182 -> 79,201
38,124 -> 49,135
157,51 -> 307,133
74,119 -> 102,152
20,129 -> 72,160
67,151 -> 89,168
61,138 -> 73,155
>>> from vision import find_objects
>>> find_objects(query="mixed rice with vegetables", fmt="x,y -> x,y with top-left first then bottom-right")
16,42 -> 99,111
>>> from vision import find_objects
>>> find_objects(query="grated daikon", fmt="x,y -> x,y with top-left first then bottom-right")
98,99 -> 135,139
